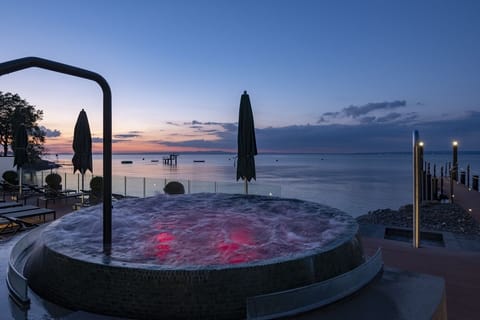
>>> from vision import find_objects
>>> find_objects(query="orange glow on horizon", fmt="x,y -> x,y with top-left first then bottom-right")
44,137 -> 234,154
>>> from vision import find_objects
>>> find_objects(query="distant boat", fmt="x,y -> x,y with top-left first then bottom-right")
193,160 -> 205,163
151,160 -> 159,163
121,160 -> 133,164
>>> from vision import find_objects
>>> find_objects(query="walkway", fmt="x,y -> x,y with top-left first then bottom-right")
443,178 -> 480,222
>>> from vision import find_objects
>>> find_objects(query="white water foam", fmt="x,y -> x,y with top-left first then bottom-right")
43,193 -> 355,268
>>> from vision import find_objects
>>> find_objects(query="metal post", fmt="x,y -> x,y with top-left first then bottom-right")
440,166 -> 444,195
419,142 -> 424,202
413,131 -> 421,248
450,168 -> 455,203
0,56 -> 112,255
426,162 -> 431,201
124,176 -> 127,197
143,177 -> 146,198
452,141 -> 458,181
467,164 -> 470,189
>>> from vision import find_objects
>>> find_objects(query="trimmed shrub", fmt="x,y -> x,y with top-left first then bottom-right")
90,176 -> 103,204
163,181 -> 185,195
2,170 -> 18,185
45,173 -> 62,190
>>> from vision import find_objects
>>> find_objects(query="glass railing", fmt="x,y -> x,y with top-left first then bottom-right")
23,171 -> 282,198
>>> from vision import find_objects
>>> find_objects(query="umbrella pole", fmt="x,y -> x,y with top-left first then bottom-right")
81,173 -> 85,205
245,179 -> 248,195
19,167 -> 23,199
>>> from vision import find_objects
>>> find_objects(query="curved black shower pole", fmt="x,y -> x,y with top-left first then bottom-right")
0,57 -> 112,254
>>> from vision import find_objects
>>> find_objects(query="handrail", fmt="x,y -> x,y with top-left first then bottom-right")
0,56 -> 112,254
7,225 -> 47,306
246,249 -> 383,320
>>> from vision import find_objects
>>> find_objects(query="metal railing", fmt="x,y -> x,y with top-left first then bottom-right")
23,171 -> 282,199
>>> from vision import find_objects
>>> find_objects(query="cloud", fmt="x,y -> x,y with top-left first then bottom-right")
40,126 -> 61,137
343,100 -> 406,118
319,100 -> 407,124
359,116 -> 376,124
169,120 -> 238,138
92,137 -> 130,144
187,120 -> 233,127
376,112 -> 403,123
114,133 -> 142,139
220,123 -> 237,132
156,111 -> 480,152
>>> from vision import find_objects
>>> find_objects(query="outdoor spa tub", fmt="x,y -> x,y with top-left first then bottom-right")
24,193 -> 364,319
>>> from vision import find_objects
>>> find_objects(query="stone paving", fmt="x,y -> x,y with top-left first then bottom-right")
2,193 -> 480,319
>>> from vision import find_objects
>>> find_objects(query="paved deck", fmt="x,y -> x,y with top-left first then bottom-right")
2,193 -> 480,320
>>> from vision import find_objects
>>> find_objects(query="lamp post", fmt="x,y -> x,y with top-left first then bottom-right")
419,141 -> 424,202
452,141 -> 458,181
412,131 -> 421,248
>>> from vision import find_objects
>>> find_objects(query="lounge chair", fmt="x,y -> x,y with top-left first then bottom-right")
0,180 -> 18,201
0,215 -> 38,234
36,187 -> 82,208
0,201 -> 22,209
0,205 -> 56,222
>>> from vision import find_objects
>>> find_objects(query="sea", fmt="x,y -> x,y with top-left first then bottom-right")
44,151 -> 480,218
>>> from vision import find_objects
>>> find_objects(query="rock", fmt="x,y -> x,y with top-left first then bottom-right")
356,203 -> 480,236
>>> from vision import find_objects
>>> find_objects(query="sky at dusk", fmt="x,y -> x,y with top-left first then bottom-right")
1,0 -> 479,154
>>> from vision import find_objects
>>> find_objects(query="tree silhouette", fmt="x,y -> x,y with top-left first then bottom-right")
0,91 -> 45,162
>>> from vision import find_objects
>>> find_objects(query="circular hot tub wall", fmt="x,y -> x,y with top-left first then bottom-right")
25,193 -> 364,320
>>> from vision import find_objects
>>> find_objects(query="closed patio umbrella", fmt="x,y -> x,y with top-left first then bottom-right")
236,91 -> 257,194
72,109 -> 93,203
13,124 -> 28,197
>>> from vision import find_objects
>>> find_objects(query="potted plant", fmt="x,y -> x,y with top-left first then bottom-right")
2,170 -> 19,192
2,170 -> 18,185
45,173 -> 62,191
89,176 -> 103,204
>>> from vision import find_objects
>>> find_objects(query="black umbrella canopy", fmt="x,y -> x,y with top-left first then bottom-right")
72,109 -> 93,175
13,124 -> 28,168
236,90 -> 258,182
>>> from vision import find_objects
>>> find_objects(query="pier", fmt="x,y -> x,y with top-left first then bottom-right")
443,178 -> 480,223
163,153 -> 178,166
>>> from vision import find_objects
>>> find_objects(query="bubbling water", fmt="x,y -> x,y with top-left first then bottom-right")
43,193 -> 354,267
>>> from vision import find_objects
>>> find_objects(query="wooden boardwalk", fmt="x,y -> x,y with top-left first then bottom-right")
443,178 -> 480,223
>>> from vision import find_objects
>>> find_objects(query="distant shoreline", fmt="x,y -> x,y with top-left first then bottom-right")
44,150 -> 480,157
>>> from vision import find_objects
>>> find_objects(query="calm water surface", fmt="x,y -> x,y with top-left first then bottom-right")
47,152 -> 480,217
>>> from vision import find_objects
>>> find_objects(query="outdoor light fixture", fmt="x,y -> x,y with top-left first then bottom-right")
452,140 -> 459,182
412,130 -> 421,248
